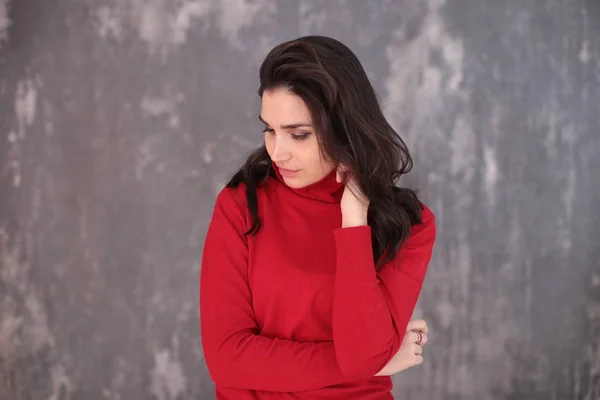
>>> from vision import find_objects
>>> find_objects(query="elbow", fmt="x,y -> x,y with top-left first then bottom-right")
201,334 -> 236,387
201,330 -> 254,388
204,346 -> 245,388
203,348 -> 231,387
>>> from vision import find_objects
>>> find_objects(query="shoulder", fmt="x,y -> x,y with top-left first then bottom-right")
405,202 -> 436,248
213,183 -> 248,220
419,202 -> 435,227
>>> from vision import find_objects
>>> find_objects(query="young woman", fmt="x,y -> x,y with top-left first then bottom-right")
200,35 -> 436,399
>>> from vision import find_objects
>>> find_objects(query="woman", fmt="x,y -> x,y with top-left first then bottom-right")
200,35 -> 436,399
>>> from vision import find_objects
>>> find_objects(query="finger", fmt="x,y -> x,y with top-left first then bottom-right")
407,319 -> 428,334
408,330 -> 427,345
408,330 -> 420,344
407,319 -> 425,328
345,176 -> 369,203
420,320 -> 429,335
347,178 -> 361,196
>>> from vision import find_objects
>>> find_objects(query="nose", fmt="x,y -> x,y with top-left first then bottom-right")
270,135 -> 291,163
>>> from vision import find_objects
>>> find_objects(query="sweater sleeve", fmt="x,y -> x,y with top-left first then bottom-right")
331,204 -> 436,378
200,188 -> 349,392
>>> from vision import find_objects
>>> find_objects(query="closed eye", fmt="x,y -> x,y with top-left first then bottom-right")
291,133 -> 310,140
262,127 -> 310,141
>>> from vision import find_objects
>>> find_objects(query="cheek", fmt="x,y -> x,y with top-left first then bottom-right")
305,142 -> 330,172
314,148 -> 335,176
318,159 -> 335,177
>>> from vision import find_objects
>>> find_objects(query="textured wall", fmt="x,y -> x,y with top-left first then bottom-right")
1,1 -> 599,399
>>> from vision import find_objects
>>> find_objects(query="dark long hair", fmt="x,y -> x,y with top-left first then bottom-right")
226,35 -> 423,269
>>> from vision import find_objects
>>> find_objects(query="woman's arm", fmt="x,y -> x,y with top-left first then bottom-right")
331,205 -> 436,378
200,188 -> 350,392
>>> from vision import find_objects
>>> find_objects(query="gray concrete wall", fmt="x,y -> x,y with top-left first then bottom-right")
1,1 -> 599,399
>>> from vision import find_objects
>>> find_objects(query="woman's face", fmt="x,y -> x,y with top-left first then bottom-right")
260,88 -> 335,188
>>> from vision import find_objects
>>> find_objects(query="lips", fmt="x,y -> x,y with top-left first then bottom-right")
277,166 -> 299,178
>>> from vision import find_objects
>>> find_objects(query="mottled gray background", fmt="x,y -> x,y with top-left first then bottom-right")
1,0 -> 599,399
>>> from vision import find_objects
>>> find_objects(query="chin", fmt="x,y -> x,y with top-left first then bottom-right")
282,177 -> 308,188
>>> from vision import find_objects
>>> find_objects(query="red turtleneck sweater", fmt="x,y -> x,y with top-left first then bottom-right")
200,165 -> 436,399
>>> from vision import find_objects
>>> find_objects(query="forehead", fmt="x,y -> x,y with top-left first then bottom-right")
260,89 -> 312,124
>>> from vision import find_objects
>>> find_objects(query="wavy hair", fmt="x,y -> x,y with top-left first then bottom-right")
226,35 -> 423,269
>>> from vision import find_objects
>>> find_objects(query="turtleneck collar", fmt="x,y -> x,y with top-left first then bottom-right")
271,161 -> 345,204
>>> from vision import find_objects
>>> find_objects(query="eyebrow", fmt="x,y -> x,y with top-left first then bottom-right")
258,115 -> 313,129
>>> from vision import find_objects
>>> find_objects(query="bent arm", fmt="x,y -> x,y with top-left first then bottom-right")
200,189 -> 351,392
331,205 -> 436,378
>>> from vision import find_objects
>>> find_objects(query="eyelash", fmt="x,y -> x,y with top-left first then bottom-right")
262,128 -> 310,141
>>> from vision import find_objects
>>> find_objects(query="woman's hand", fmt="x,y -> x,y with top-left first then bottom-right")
336,166 -> 370,228
374,319 -> 429,376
